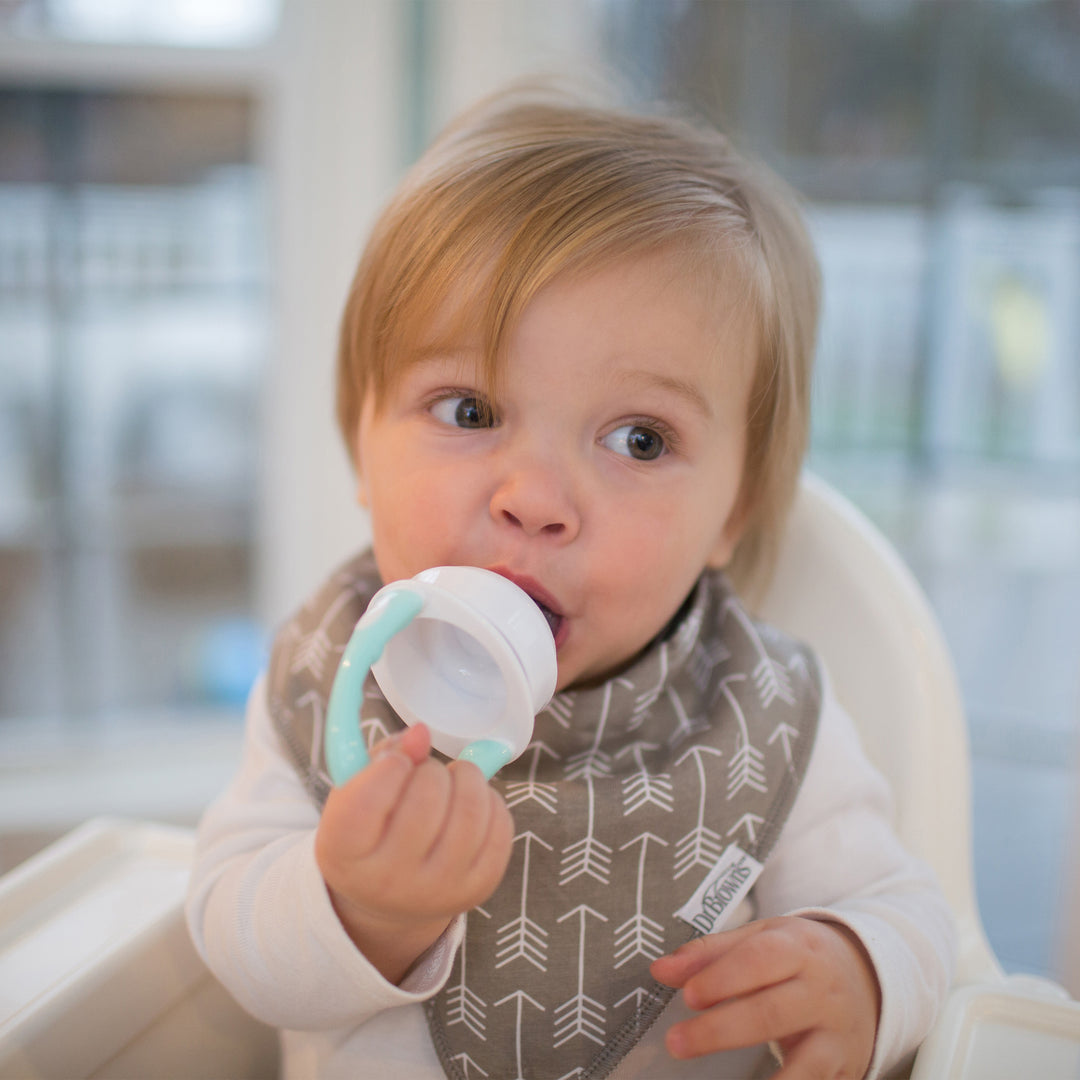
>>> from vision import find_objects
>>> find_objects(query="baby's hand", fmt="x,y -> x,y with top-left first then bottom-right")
651,916 -> 881,1079
315,723 -> 514,984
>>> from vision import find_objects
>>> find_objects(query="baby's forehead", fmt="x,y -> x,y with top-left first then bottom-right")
404,242 -> 751,345
382,252 -> 760,407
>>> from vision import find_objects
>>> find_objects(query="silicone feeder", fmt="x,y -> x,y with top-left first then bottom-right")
325,566 -> 557,784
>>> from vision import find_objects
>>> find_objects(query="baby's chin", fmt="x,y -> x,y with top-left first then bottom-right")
554,642 -> 651,694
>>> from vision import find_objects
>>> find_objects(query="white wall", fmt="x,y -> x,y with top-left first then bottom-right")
257,0 -> 400,624
431,0 -> 601,124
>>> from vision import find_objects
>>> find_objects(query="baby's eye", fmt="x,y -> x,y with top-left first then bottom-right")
603,424 -> 666,461
430,394 -> 496,429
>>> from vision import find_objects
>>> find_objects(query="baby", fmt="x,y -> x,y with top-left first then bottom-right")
187,85 -> 955,1079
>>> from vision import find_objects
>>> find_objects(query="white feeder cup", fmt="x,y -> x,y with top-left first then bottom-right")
325,566 -> 557,783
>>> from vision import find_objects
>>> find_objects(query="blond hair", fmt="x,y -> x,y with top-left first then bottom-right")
337,85 -> 820,598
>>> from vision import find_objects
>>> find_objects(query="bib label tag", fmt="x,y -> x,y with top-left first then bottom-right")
675,844 -> 763,934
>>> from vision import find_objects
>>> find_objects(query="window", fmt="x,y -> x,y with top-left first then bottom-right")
1,0 -> 280,47
599,0 -> 1080,979
0,88 -> 267,723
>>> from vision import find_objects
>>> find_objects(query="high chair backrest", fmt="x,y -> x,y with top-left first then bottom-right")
757,473 -> 1001,984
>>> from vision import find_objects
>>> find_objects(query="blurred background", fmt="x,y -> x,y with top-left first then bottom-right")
0,0 -> 1077,991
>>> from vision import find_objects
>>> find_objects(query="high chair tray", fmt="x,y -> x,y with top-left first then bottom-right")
912,980 -> 1080,1080
0,818 -> 199,1078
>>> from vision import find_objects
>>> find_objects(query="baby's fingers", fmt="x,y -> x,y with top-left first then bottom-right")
369,722 -> 431,767
430,761 -> 496,866
317,750 -> 414,862
445,763 -> 514,885
682,927 -> 803,1009
665,978 -> 815,1061
771,1030 -> 844,1080
651,921 -> 761,988
384,758 -> 453,855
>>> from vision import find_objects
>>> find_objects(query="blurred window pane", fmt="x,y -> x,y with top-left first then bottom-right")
0,88 -> 267,723
2,0 -> 280,47
599,0 -> 1080,981
970,3 -> 1080,165
782,3 -> 935,162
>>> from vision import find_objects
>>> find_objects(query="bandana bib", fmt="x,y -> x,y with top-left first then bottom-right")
267,551 -> 822,1079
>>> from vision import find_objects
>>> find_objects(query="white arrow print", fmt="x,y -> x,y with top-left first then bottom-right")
728,812 -> 764,847
496,832 -> 552,971
360,713 -> 391,749
768,721 -> 799,770
722,598 -> 795,708
628,642 -> 669,728
554,906 -> 609,1047
289,628 -> 335,682
615,986 -> 654,1014
687,637 -> 732,693
539,693 -> 574,729
560,777 -> 613,885
362,677 -> 386,701
665,685 -> 709,749
503,742 -> 560,813
494,990 -> 545,1080
564,681 -> 614,781
614,833 -> 670,967
335,569 -> 378,597
289,588 -> 357,679
674,744 -> 725,878
295,689 -> 325,763
450,1052 -> 488,1078
719,676 -> 767,800
617,742 -> 674,816
444,908 -> 490,1039
561,684 -> 614,885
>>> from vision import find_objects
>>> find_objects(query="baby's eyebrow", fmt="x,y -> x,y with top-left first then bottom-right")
403,348 -> 482,380
611,369 -> 714,419
409,346 -> 479,366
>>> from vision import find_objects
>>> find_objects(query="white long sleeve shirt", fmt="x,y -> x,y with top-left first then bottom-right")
186,673 -> 955,1079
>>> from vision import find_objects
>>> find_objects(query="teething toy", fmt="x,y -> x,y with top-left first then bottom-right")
325,566 -> 557,784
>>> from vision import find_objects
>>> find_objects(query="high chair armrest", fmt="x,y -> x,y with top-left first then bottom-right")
0,817 -> 277,1080
910,978 -> 1080,1080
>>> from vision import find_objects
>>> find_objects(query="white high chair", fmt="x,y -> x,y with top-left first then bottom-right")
1,473 -> 1078,1078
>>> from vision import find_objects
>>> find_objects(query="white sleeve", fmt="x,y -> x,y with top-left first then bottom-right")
752,674 -> 957,1079
184,674 -> 463,1031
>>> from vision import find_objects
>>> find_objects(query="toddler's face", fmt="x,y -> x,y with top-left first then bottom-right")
356,251 -> 755,691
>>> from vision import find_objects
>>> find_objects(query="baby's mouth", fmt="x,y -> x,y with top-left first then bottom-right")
532,598 -> 563,639
486,566 -> 567,645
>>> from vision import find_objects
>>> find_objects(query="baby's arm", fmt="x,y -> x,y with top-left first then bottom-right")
653,681 -> 956,1078
185,676 -> 509,1030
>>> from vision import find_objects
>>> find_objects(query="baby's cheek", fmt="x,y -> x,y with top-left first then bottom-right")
371,500 -> 458,577
594,575 -> 680,655
606,527 -> 689,600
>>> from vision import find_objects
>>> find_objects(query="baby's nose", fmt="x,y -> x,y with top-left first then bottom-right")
489,463 -> 580,541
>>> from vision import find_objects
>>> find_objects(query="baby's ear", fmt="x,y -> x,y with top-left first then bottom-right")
706,494 -> 751,569
354,399 -> 372,507
705,534 -> 737,570
351,429 -> 368,507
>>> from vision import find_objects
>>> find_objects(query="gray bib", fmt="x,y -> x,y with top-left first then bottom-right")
267,551 -> 822,1079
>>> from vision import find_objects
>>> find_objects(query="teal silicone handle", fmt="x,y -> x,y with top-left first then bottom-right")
458,739 -> 515,779
324,589 -> 518,785
325,589 -> 424,786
